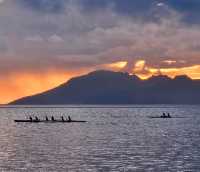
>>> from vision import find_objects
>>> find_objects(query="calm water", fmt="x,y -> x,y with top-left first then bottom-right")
0,105 -> 200,171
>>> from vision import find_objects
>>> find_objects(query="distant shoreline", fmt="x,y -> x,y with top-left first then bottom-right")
0,104 -> 200,109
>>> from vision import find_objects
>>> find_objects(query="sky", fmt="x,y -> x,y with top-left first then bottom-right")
1,0 -> 200,103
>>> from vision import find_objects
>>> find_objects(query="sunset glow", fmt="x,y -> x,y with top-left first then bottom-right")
1,0 -> 200,104
133,60 -> 146,72
0,70 -> 87,104
1,62 -> 200,104
106,61 -> 128,69
163,60 -> 177,65
2,1 -> 200,171
133,62 -> 200,80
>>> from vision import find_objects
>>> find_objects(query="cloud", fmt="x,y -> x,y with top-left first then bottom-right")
25,35 -> 44,42
17,0 -> 67,13
15,0 -> 200,24
157,3 -> 165,7
104,61 -> 128,70
0,3 -> 200,74
1,0 -> 200,103
0,0 -> 200,76
48,34 -> 64,43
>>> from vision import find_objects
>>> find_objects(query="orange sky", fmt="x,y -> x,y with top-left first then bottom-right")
1,60 -> 200,104
0,70 -> 88,104
2,0 -> 200,105
132,60 -> 200,79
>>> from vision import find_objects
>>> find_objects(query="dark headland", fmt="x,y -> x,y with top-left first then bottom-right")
10,70 -> 200,105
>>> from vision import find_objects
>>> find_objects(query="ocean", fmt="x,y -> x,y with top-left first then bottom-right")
0,105 -> 200,171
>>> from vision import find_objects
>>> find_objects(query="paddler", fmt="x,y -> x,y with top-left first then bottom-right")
68,116 -> 72,122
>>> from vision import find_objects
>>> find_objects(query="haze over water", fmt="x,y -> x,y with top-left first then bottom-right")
0,105 -> 200,171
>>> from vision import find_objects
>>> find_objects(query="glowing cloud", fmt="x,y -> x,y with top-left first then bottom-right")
134,64 -> 200,80
163,60 -> 177,65
106,61 -> 128,69
133,60 -> 146,72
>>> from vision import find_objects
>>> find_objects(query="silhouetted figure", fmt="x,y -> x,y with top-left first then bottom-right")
162,113 -> 166,118
51,116 -> 55,121
29,116 -> 32,121
68,116 -> 72,122
35,116 -> 39,121
45,116 -> 49,121
61,116 -> 64,122
167,113 -> 171,118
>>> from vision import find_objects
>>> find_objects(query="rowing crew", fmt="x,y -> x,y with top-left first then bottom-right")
161,113 -> 171,118
29,116 -> 72,122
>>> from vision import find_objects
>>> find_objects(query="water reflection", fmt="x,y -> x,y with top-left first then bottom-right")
0,106 -> 199,171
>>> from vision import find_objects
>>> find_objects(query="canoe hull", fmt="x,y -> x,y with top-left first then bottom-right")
149,117 -> 172,119
148,116 -> 185,119
14,120 -> 86,123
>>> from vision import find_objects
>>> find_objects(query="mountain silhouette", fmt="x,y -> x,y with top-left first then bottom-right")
10,70 -> 200,104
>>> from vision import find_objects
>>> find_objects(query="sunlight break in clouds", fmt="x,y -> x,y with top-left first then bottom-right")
133,60 -> 146,73
132,60 -> 200,80
106,61 -> 128,69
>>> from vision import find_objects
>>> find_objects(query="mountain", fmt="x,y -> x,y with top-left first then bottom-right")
10,70 -> 200,104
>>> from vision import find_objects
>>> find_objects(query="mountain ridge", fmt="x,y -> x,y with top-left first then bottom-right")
10,70 -> 200,105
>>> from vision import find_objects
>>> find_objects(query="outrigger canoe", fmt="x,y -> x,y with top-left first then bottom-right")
14,120 -> 87,123
148,116 -> 185,119
149,116 -> 172,119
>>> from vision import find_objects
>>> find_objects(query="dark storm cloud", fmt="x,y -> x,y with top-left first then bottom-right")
16,0 -> 200,23
79,0 -> 156,15
167,0 -> 200,24
19,0 -> 154,16
18,0 -> 157,16
167,0 -> 200,12
81,0 -> 200,14
18,0 -> 67,13
78,0 -> 200,23
0,0 -> 200,76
